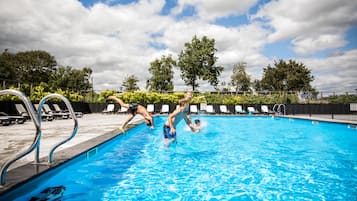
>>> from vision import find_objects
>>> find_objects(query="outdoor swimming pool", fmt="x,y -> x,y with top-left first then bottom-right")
5,116 -> 357,200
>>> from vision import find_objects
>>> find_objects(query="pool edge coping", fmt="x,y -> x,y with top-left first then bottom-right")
0,119 -> 144,196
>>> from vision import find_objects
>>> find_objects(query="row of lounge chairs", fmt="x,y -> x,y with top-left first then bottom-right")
1,103 -> 83,126
102,104 -> 275,115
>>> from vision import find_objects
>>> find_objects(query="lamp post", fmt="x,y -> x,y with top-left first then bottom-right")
282,80 -> 287,105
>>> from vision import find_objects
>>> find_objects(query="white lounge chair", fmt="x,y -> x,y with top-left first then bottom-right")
235,105 -> 246,114
200,103 -> 207,112
102,104 -> 115,114
219,105 -> 231,114
247,106 -> 259,114
190,105 -> 198,114
261,105 -> 274,114
160,104 -> 169,114
118,106 -> 128,113
206,105 -> 215,114
147,104 -> 155,113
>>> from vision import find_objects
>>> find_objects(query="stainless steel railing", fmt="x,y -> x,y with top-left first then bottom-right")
37,94 -> 78,164
0,89 -> 41,186
273,104 -> 286,115
0,90 -> 79,185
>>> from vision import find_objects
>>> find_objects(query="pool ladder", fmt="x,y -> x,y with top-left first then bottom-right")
273,104 -> 286,115
0,89 -> 78,186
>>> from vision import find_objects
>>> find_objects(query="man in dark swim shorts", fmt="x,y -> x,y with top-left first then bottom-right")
163,92 -> 199,146
127,103 -> 138,115
108,96 -> 154,131
163,124 -> 176,139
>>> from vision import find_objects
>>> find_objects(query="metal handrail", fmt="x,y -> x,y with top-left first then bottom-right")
0,89 -> 41,185
277,104 -> 286,115
273,104 -> 286,115
273,104 -> 278,113
37,94 -> 78,164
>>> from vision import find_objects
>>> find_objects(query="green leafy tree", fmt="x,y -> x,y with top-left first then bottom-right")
122,75 -> 139,92
0,49 -> 16,81
230,62 -> 251,92
147,55 -> 176,92
177,35 -> 223,91
261,59 -> 314,92
252,79 -> 262,92
13,50 -> 57,84
49,66 -> 92,93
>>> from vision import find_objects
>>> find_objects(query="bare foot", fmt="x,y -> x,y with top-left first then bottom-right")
119,126 -> 126,133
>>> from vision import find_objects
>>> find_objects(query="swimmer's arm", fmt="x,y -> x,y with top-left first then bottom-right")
184,116 -> 196,132
150,116 -> 154,129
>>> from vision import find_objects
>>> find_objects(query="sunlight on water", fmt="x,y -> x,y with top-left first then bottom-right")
14,117 -> 357,201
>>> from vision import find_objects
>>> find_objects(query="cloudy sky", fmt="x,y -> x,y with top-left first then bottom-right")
0,0 -> 356,94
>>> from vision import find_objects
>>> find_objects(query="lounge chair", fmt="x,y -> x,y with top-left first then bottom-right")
206,105 -> 215,114
190,105 -> 198,114
147,104 -> 155,113
53,103 -> 83,118
15,104 -> 30,119
235,105 -> 246,114
43,104 -> 70,119
118,106 -> 128,113
200,103 -> 207,113
0,112 -> 26,124
34,104 -> 54,121
0,116 -> 11,126
219,105 -> 231,114
247,106 -> 259,114
261,105 -> 274,115
102,104 -> 115,114
160,104 -> 169,114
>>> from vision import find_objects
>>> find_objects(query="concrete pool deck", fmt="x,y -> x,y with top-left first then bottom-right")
0,113 -> 356,196
0,113 -> 146,195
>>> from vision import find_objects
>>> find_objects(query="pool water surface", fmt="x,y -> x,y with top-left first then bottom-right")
12,116 -> 357,200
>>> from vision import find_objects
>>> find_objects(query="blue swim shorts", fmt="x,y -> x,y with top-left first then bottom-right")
163,125 -> 176,139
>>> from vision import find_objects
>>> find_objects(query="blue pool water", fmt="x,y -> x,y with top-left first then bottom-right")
11,116 -> 357,200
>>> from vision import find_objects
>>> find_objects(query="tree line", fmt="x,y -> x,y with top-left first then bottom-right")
129,35 -> 316,98
0,35 -> 328,102
0,49 -> 92,97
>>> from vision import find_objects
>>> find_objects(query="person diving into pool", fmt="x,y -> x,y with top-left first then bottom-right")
163,92 -> 200,146
107,95 -> 154,131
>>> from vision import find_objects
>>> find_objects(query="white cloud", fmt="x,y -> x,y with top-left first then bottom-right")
253,0 -> 357,55
292,34 -> 346,55
0,0 -> 356,93
301,49 -> 357,93
172,0 -> 258,21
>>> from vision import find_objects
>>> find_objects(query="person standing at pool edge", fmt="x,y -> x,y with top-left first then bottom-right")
107,96 -> 154,131
163,92 -> 200,146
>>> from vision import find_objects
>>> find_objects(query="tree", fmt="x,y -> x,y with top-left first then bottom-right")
122,75 -> 139,92
147,55 -> 175,92
177,35 -> 223,91
252,79 -> 263,92
230,62 -> 251,93
49,66 -> 92,93
0,49 -> 16,81
13,50 -> 57,84
261,59 -> 314,92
